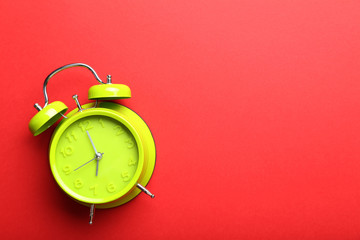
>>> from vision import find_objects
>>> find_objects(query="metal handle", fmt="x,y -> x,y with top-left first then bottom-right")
42,63 -> 105,108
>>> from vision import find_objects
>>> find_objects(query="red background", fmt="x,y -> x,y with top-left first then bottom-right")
1,0 -> 360,239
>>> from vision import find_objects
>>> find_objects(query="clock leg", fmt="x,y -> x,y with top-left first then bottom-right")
89,204 -> 95,224
136,183 -> 155,198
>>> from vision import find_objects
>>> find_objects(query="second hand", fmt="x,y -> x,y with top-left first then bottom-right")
74,153 -> 104,172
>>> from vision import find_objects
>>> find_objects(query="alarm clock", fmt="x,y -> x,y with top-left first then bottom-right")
28,63 -> 156,224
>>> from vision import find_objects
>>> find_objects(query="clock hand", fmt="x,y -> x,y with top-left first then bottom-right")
96,159 -> 99,176
73,153 -> 104,172
86,130 -> 98,154
73,157 -> 96,171
86,130 -> 103,176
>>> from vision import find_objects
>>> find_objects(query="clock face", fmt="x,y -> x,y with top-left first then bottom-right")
49,109 -> 144,204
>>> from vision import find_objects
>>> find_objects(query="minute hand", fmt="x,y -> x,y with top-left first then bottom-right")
86,130 -> 98,154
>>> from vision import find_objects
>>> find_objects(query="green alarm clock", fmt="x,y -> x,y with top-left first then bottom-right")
28,63 -> 156,224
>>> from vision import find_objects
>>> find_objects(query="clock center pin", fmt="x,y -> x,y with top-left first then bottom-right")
95,152 -> 103,160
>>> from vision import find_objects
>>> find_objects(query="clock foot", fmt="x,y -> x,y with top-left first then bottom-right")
136,183 -> 155,198
89,204 -> 95,224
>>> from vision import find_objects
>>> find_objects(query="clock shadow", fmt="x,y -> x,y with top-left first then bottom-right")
51,184 -> 88,220
53,185 -> 141,225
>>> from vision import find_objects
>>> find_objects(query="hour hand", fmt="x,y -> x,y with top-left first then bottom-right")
96,159 -> 99,176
